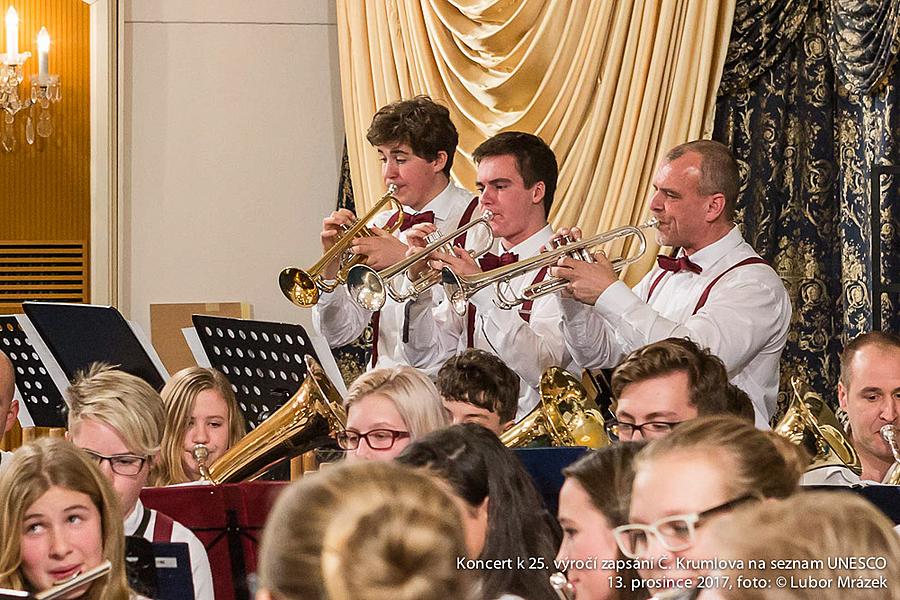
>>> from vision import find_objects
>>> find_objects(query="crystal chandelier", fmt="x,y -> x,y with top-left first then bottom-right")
1,6 -> 61,153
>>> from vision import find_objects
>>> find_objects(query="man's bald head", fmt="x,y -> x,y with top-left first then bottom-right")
0,351 -> 18,436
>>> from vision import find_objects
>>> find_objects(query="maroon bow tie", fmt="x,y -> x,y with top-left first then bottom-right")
385,210 -> 435,232
657,254 -> 703,274
479,251 -> 518,271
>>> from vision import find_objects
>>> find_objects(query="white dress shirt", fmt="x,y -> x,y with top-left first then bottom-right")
561,226 -> 791,426
402,225 -> 571,418
124,499 -> 215,600
312,181 -> 477,372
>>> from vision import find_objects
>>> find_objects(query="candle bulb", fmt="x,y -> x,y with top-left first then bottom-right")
5,6 -> 19,59
37,27 -> 50,77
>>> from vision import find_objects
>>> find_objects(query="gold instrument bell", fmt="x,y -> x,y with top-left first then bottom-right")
501,367 -> 610,448
774,377 -> 862,475
201,355 -> 347,484
279,184 -> 403,307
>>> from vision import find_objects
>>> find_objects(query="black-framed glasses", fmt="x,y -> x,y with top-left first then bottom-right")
334,429 -> 410,451
612,494 -> 759,559
80,449 -> 148,476
605,418 -> 683,440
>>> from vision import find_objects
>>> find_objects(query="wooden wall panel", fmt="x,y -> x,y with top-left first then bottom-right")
0,0 -> 91,244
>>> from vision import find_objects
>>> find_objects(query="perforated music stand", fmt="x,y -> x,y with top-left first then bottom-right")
21,302 -> 168,390
191,315 -> 340,431
0,315 -> 70,428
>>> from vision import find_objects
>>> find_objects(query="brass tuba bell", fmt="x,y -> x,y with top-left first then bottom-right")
501,367 -> 610,448
205,355 -> 347,484
774,378 -> 862,475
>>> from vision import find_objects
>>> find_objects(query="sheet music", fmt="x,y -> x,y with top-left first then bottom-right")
182,327 -> 212,368
14,314 -> 72,411
127,320 -> 170,381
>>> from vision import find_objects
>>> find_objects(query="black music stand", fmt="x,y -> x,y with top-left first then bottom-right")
0,314 -> 70,428
21,302 -> 168,390
191,315 -> 333,431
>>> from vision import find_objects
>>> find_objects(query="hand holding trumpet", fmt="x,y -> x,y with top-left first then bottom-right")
547,226 -> 620,306
405,223 -> 482,278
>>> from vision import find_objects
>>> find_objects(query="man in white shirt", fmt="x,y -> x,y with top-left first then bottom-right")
312,96 -> 479,372
0,351 -> 18,469
401,132 -> 569,418
836,331 -> 900,484
550,140 -> 791,427
66,364 -> 214,600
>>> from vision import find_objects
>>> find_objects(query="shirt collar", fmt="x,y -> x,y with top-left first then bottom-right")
123,498 -> 145,535
679,225 -> 743,272
417,181 -> 466,221
503,224 -> 554,257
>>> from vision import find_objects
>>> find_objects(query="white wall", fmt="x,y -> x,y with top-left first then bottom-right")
122,0 -> 342,335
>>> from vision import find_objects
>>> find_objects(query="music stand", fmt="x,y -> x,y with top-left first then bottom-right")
21,302 -> 168,390
0,315 -> 70,428
191,315 -> 336,430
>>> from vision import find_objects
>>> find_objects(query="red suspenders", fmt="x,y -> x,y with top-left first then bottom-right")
646,256 -> 768,314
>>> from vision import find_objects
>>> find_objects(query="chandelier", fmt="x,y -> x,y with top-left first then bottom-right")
0,6 -> 61,153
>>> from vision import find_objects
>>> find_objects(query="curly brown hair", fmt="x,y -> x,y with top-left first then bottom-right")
366,95 -> 458,176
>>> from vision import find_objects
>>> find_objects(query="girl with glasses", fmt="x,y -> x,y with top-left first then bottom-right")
617,416 -> 807,594
554,442 -> 648,600
66,364 -> 214,600
397,423 -> 560,600
0,438 -> 134,599
338,366 -> 448,462
256,460 -> 477,600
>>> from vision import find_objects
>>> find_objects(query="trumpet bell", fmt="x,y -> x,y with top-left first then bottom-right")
279,267 -> 320,308
206,355 -> 347,484
345,265 -> 387,312
501,367 -> 610,448
774,378 -> 862,475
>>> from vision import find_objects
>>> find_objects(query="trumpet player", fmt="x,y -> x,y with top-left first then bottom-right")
312,96 -> 482,370
551,140 -> 791,427
837,331 -> 900,484
402,132 -> 570,419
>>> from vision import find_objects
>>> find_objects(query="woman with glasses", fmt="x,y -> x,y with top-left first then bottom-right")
0,438 -> 134,599
65,364 -> 214,600
156,366 -> 247,484
256,460 -> 477,600
614,415 -> 807,594
397,423 -> 560,600
554,443 -> 648,600
337,365 -> 449,461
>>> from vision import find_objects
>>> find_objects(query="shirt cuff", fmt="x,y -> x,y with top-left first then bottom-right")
594,280 -> 643,317
469,284 -> 498,313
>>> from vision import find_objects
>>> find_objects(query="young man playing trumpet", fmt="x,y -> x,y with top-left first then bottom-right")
401,131 -> 569,419
550,140 -> 791,426
312,96 -> 481,370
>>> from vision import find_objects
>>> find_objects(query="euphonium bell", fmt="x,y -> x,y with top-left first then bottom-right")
204,355 -> 346,484
279,184 -> 402,307
880,424 -> 900,484
501,367 -> 610,448
774,378 -> 862,475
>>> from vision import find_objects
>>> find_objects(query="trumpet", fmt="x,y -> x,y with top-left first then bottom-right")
442,218 -> 657,316
279,184 -> 403,307
880,425 -> 900,484
344,211 -> 494,311
549,572 -> 575,600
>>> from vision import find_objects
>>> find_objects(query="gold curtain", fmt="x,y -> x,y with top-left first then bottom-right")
337,0 -> 734,281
